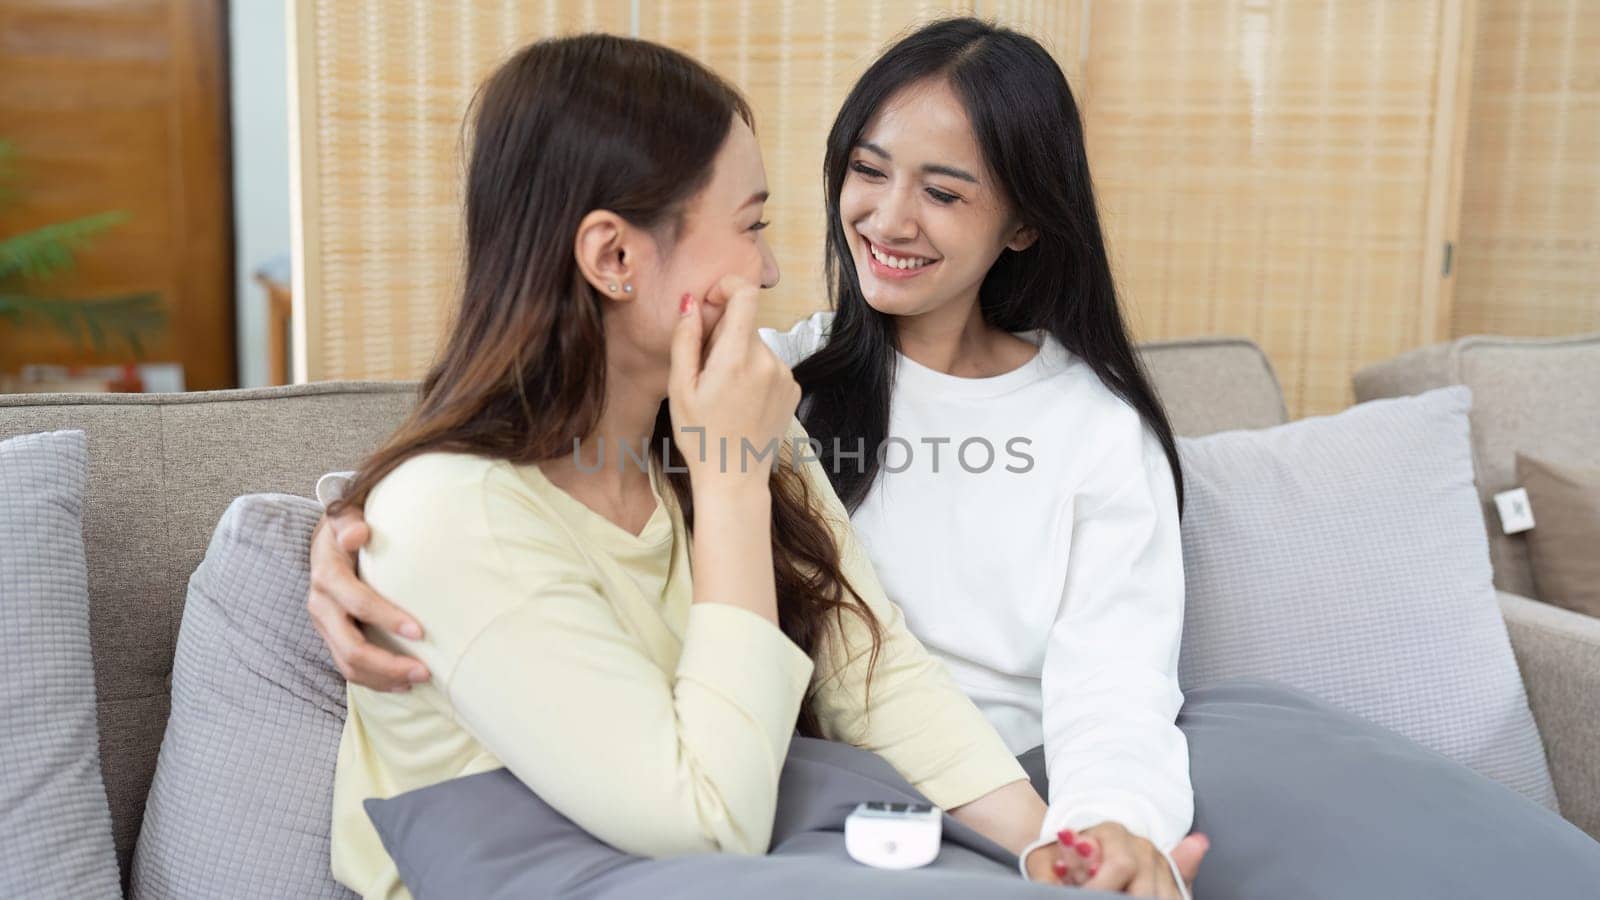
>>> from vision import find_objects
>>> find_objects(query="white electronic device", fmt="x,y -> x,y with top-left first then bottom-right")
844,801 -> 942,870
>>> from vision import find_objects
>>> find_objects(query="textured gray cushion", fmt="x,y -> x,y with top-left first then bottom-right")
1030,681 -> 1600,900
364,736 -> 1095,900
131,493 -> 354,899
0,430 -> 121,898
1176,386 -> 1557,808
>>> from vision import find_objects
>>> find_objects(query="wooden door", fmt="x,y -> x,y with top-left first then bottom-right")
0,0 -> 236,390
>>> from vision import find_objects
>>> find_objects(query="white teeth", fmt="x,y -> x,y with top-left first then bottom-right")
869,242 -> 932,270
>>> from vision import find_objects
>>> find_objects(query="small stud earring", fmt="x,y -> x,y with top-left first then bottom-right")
607,283 -> 618,292
622,283 -> 633,294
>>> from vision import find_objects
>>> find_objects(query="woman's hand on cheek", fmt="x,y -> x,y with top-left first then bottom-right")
667,274 -> 800,490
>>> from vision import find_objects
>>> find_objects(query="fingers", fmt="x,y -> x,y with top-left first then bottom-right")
326,506 -> 372,553
334,519 -> 370,555
1169,832 -> 1208,885
1053,829 -> 1094,885
308,513 -> 430,691
1083,852 -> 1133,893
703,275 -> 761,370
311,528 -> 423,643
308,592 -> 428,692
668,292 -> 705,400
1081,830 -> 1133,894
1022,845 -> 1067,886
1126,853 -> 1162,898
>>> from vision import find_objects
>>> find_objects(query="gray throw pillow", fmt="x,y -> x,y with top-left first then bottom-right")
1030,681 -> 1600,900
364,736 -> 1093,900
1176,386 -> 1557,807
130,493 -> 354,899
0,430 -> 121,898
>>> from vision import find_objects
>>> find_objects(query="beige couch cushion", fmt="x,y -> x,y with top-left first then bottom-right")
0,383 -> 414,885
1140,337 -> 1289,435
1517,453 -> 1600,619
1353,333 -> 1600,599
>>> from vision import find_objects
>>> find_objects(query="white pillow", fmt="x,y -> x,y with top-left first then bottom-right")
1175,386 -> 1556,808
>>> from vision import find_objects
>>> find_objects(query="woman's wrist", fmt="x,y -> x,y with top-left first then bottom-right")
688,477 -> 778,624
690,472 -> 773,510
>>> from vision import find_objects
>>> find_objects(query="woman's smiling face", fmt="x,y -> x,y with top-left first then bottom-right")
838,77 -> 1035,320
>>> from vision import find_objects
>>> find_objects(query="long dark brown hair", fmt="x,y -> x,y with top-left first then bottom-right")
332,34 -> 880,737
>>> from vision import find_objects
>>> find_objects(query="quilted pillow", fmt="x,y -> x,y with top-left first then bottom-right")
130,493 -> 354,899
0,430 -> 121,898
1175,386 -> 1556,807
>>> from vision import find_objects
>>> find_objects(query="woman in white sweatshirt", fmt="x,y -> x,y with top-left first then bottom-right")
309,18 -> 1207,899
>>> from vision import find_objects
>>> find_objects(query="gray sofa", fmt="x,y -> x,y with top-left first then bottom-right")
3,336 -> 1597,894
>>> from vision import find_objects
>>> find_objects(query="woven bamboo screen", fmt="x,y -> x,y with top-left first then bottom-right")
294,1 -> 1494,416
289,0 -> 629,381
1452,0 -> 1600,339
290,0 -> 1083,380
1081,0 -> 1471,416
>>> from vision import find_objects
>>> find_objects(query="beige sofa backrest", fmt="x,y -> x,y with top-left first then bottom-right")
0,337 -> 1285,881
1354,332 -> 1600,599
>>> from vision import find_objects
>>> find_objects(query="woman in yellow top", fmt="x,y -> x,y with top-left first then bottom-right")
324,34 -> 1053,899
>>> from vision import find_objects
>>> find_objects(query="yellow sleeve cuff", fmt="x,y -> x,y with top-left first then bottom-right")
915,747 -> 1028,812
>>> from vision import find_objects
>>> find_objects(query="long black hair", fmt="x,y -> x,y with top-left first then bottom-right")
793,17 -> 1185,515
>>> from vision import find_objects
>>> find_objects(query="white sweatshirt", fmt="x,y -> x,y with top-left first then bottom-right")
762,312 -> 1193,879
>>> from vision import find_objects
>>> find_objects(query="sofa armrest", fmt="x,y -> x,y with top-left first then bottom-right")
1499,590 -> 1600,840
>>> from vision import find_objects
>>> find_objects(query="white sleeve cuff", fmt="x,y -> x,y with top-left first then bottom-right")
315,470 -> 357,508
1160,847 -> 1193,900
1017,834 -> 1056,879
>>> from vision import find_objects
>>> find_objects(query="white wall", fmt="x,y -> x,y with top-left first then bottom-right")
229,0 -> 290,387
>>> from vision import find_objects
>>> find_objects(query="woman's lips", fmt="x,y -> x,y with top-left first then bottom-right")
862,238 -> 939,281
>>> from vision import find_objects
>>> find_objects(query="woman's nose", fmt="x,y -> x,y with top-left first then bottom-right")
873,188 -> 918,242
759,237 -> 781,289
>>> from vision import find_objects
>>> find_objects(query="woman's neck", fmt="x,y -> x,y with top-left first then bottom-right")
894,292 -> 1038,378
538,358 -> 664,535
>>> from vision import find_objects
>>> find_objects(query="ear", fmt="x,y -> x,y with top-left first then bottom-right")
1006,222 -> 1039,253
574,210 -> 639,299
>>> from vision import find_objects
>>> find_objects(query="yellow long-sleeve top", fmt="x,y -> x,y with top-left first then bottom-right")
329,423 -> 1027,899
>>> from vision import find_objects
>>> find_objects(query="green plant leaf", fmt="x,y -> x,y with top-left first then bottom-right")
0,291 -> 165,357
0,211 -> 130,284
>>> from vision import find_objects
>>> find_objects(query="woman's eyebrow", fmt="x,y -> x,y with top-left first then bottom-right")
740,190 -> 770,210
855,141 -> 978,184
